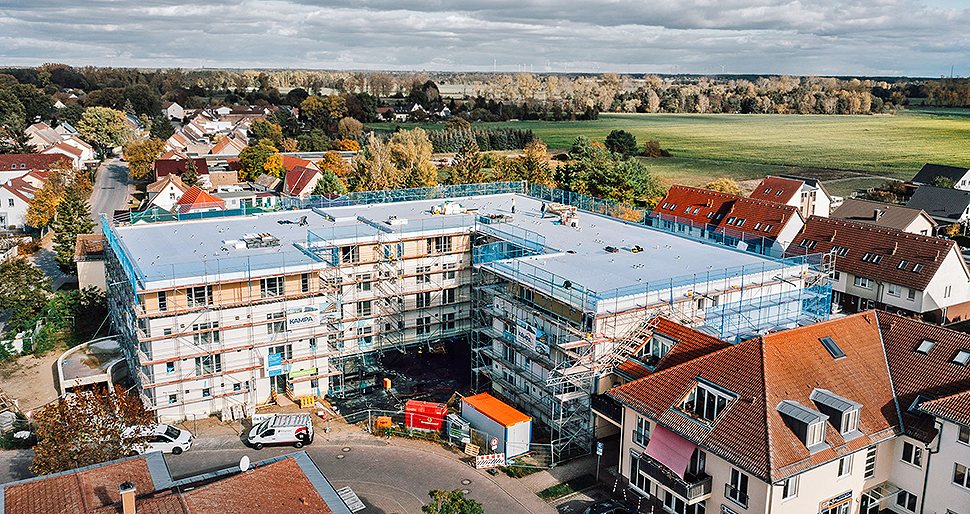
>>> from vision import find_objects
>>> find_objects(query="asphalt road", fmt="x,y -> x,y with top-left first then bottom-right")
0,441 -> 537,514
89,158 -> 130,231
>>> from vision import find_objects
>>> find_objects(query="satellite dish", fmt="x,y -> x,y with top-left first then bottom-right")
239,455 -> 250,473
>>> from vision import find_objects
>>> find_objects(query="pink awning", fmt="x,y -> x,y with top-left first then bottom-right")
644,425 -> 696,479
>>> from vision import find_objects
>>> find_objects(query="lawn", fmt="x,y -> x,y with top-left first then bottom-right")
368,113 -> 970,185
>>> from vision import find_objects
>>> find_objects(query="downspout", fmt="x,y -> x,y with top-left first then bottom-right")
918,419 -> 942,514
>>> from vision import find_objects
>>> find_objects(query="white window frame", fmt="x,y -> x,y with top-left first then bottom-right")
954,462 -> 970,489
853,276 -> 872,289
896,490 -> 918,513
807,420 -> 826,446
864,446 -> 877,479
781,475 -> 798,500
959,425 -> 970,446
837,454 -> 852,478
901,441 -> 922,467
841,408 -> 859,433
633,415 -> 650,447
887,283 -> 901,297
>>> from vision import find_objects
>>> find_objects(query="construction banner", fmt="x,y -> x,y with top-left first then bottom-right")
475,453 -> 506,469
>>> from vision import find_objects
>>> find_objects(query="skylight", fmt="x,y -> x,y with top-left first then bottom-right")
897,260 -> 909,270
820,336 -> 846,359
913,264 -> 924,273
953,350 -> 970,366
915,339 -> 936,354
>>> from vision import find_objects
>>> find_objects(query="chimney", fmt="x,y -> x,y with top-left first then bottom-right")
874,209 -> 882,220
119,482 -> 136,514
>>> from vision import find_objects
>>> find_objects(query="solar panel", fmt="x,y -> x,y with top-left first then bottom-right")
820,336 -> 846,359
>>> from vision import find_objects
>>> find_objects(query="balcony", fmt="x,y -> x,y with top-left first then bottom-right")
724,483 -> 749,509
638,453 -> 712,504
591,394 -> 622,426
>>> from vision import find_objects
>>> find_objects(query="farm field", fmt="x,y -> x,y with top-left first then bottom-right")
368,112 -> 970,195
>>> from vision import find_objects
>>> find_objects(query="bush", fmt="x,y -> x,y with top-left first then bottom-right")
642,140 -> 671,158
17,239 -> 40,255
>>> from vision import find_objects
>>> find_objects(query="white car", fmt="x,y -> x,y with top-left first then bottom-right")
123,424 -> 193,455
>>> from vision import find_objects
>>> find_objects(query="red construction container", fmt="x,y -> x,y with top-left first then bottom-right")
405,400 -> 447,431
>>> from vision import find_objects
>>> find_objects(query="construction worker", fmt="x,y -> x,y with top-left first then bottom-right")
540,202 -> 546,218
511,197 -> 515,214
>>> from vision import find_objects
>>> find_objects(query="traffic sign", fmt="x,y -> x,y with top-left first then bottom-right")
596,441 -> 604,456
490,437 -> 498,451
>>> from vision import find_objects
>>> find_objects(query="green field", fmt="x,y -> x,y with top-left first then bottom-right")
367,112 -> 970,194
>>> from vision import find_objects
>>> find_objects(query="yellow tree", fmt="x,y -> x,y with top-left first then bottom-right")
262,153 -> 286,179
349,134 -> 402,191
26,160 -> 90,229
702,178 -> 743,196
338,139 -> 361,152
123,138 -> 165,181
519,138 -> 554,187
322,95 -> 348,121
316,151 -> 349,178
388,128 -> 437,188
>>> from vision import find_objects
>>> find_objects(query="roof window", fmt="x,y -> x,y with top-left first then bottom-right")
726,216 -> 736,225
915,339 -> 936,354
775,190 -> 782,196
763,188 -> 771,194
861,252 -> 872,261
819,336 -> 846,359
691,207 -> 700,215
685,206 -> 692,213
871,255 -> 882,264
912,264 -> 924,273
736,218 -> 745,227
755,223 -> 762,230
679,380 -> 736,424
897,260 -> 909,270
837,247 -> 848,256
670,203 -> 677,211
953,349 -> 970,366
662,202 -> 670,209
706,212 -> 714,219
763,224 -> 772,232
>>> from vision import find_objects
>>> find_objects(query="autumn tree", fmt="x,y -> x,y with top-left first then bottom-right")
249,118 -> 284,147
52,186 -> 94,273
349,134 -> 402,191
388,128 -> 437,188
261,153 -> 286,180
316,151 -> 349,178
337,117 -> 363,139
944,223 -> 962,238
123,138 -> 165,181
182,157 -> 200,187
518,138 -> 554,187
0,257 -> 51,320
931,176 -> 956,189
445,117 -> 471,130
31,386 -> 153,475
702,178 -> 743,196
337,139 -> 361,152
447,138 -> 486,185
76,106 -> 131,158
237,139 -> 278,181
311,169 -> 347,196
26,160 -> 90,229
422,489 -> 483,514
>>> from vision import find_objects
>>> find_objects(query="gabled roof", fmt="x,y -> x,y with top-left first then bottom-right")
175,186 -> 225,213
158,149 -> 186,160
788,216 -> 959,291
877,311 -> 970,441
210,136 -> 247,155
652,318 -> 732,371
654,185 -> 802,239
831,198 -> 937,231
749,176 -> 803,203
0,154 -> 65,172
154,158 -> 209,178
27,122 -> 63,145
42,141 -> 83,157
912,163 -> 970,185
919,389 -> 970,428
282,155 -> 317,173
2,177 -> 40,204
74,234 -> 105,261
284,166 -> 320,196
147,174 -> 188,194
609,312 -> 899,482
906,185 -> 970,222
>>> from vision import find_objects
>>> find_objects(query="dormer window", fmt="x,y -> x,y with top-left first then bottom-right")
777,400 -> 828,450
811,388 -> 862,439
808,420 -> 826,446
841,408 -> 859,433
679,380 -> 736,424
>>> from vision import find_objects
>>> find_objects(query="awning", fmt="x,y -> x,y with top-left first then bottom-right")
861,481 -> 902,502
644,424 -> 696,479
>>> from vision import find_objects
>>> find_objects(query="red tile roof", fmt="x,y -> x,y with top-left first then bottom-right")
652,319 -> 731,371
0,154 -> 66,172
282,155 -> 317,173
284,166 -> 320,196
154,158 -> 209,178
609,312 -> 899,482
788,216 -> 961,291
43,141 -> 83,157
749,176 -> 803,204
919,389 -> 970,427
180,458 -> 333,514
175,186 -> 225,213
654,185 -> 802,239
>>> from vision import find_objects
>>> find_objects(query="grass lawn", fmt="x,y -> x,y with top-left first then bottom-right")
368,113 -> 970,184
536,474 -> 598,501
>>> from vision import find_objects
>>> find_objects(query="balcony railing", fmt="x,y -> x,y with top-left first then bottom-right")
638,453 -> 712,503
724,483 -> 749,509
591,394 -> 623,425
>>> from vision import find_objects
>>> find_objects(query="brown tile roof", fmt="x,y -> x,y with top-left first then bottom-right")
830,198 -> 936,231
787,216 -> 960,291
749,176 -> 803,204
154,158 -> 209,178
43,141 -> 83,157
0,154 -> 66,172
211,137 -> 247,155
652,319 -> 731,371
74,234 -> 105,261
180,458 -> 333,514
609,312 -> 900,482
284,166 -> 320,196
654,185 -> 802,240
877,311 -> 970,441
147,174 -> 188,194
919,389 -> 970,427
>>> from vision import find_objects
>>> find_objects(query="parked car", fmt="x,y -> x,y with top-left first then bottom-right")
583,500 -> 633,514
122,424 -> 193,455
247,413 -> 314,450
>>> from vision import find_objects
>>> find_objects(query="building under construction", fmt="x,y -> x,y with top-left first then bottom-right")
103,182 -> 831,461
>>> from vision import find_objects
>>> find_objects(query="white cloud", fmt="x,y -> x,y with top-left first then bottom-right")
0,0 -> 967,75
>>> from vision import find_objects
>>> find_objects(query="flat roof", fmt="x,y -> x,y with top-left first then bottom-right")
113,193 -> 776,291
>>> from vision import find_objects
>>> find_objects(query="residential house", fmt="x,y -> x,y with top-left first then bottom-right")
210,136 -> 247,156
74,234 -> 106,290
376,106 -> 395,120
174,186 -> 226,214
61,136 -> 96,163
254,191 -> 281,209
52,99 -> 66,109
0,176 -> 39,229
282,155 -> 320,173
161,100 -> 184,120
749,175 -> 834,218
214,189 -> 258,210
253,173 -> 282,193
283,166 -> 322,197
652,185 -> 805,256
0,154 -> 64,176
144,174 -> 189,212
24,122 -> 62,149
154,157 -> 210,185
831,198 -> 937,235
917,390 -> 970,514
789,215 -> 970,323
53,121 -> 76,138
40,142 -> 83,168
607,311 -> 970,514
0,450 -> 354,514
911,163 -> 970,190
906,185 -> 970,229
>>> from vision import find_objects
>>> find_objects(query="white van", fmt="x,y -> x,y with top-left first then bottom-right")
248,413 -> 314,450
123,424 -> 193,455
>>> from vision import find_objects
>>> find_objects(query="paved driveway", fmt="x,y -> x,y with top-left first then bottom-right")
89,158 -> 130,230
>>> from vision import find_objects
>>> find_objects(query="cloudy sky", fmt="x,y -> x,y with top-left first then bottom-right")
1,0 -> 968,76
